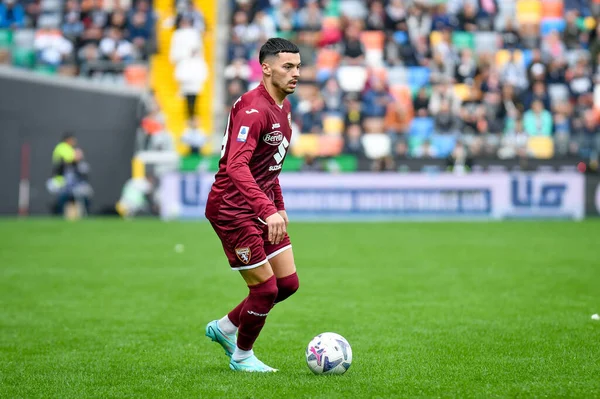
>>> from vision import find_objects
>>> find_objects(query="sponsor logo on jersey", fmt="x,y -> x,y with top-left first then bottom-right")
245,108 -> 259,114
287,112 -> 292,129
237,126 -> 249,142
235,247 -> 251,264
263,130 -> 283,146
272,123 -> 280,129
269,164 -> 282,171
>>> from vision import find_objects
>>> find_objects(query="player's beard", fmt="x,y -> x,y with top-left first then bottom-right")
276,77 -> 297,94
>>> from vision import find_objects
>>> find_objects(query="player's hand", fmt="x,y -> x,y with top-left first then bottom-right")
278,210 -> 289,228
266,212 -> 286,245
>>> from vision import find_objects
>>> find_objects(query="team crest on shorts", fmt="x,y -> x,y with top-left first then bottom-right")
235,247 -> 251,264
287,112 -> 292,129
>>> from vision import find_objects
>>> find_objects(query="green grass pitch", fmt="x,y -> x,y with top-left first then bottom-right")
1,219 -> 599,398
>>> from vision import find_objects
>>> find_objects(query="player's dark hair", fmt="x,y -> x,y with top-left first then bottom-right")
62,132 -> 75,141
259,38 -> 299,64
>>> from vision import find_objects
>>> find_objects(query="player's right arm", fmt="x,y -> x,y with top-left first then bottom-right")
226,107 -> 286,243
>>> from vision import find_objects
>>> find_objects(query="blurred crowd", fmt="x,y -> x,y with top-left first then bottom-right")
0,0 -> 156,81
225,0 -> 600,165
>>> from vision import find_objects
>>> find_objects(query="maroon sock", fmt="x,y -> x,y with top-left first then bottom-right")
227,298 -> 247,328
229,273 -> 299,327
274,272 -> 299,304
237,275 -> 278,351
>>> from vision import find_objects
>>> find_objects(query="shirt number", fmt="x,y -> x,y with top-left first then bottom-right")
273,137 -> 289,164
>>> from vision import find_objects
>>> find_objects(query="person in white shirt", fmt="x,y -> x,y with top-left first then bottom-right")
174,48 -> 208,121
99,27 -> 135,62
169,17 -> 201,65
34,27 -> 74,67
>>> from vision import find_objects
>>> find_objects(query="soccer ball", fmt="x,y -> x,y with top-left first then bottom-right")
306,332 -> 352,375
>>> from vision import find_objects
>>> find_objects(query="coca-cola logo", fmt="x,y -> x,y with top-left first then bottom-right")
263,131 -> 283,146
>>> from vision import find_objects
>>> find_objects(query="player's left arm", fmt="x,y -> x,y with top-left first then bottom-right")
272,177 -> 285,211
272,178 -> 288,226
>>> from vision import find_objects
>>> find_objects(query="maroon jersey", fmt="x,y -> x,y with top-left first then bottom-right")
205,83 -> 292,225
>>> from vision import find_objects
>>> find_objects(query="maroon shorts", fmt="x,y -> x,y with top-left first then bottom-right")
210,220 -> 292,270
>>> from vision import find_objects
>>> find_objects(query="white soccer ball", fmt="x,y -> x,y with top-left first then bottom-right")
306,332 -> 352,375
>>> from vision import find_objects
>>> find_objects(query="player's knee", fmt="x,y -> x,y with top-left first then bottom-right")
249,275 -> 279,308
275,272 -> 299,303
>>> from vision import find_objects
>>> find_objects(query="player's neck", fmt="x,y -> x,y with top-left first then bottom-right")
262,79 -> 286,106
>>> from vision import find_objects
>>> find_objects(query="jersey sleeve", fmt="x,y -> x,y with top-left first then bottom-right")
272,177 -> 285,211
227,107 -> 279,221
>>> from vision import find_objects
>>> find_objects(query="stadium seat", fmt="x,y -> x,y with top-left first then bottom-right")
527,136 -> 554,159
361,31 -> 385,67
393,31 -> 409,44
431,134 -> 457,157
291,134 -> 320,156
323,115 -> 345,135
541,1 -> 564,18
323,0 -> 341,17
124,65 -> 149,88
361,133 -> 392,159
429,31 -> 443,48
0,29 -> 13,49
37,13 -> 62,28
474,32 -> 500,55
316,68 -> 333,84
319,135 -> 344,156
407,67 -> 430,91
389,84 -> 412,103
388,66 -> 408,85
521,49 -> 533,66
453,84 -> 470,101
409,117 -> 435,140
11,48 -> 35,68
495,49 -> 523,68
516,0 -> 542,23
34,64 -> 57,75
336,66 -> 368,92
540,18 -> 567,35
499,0 -> 518,14
277,30 -> 295,40
365,49 -> 384,67
13,29 -> 35,49
578,16 -> 596,30
451,31 -> 475,50
360,31 -> 385,51
316,49 -> 341,69
41,0 -> 61,12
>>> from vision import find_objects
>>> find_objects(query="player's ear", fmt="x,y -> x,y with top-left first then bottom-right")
262,61 -> 272,76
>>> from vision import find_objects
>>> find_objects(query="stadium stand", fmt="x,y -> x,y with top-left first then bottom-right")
3,0 -> 599,174
0,0 -> 214,162
0,0 -> 157,81
225,0 -> 600,171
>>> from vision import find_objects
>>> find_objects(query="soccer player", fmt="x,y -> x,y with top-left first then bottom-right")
204,38 -> 301,372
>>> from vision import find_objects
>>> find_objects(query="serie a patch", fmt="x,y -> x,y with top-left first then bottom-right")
237,126 -> 249,142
